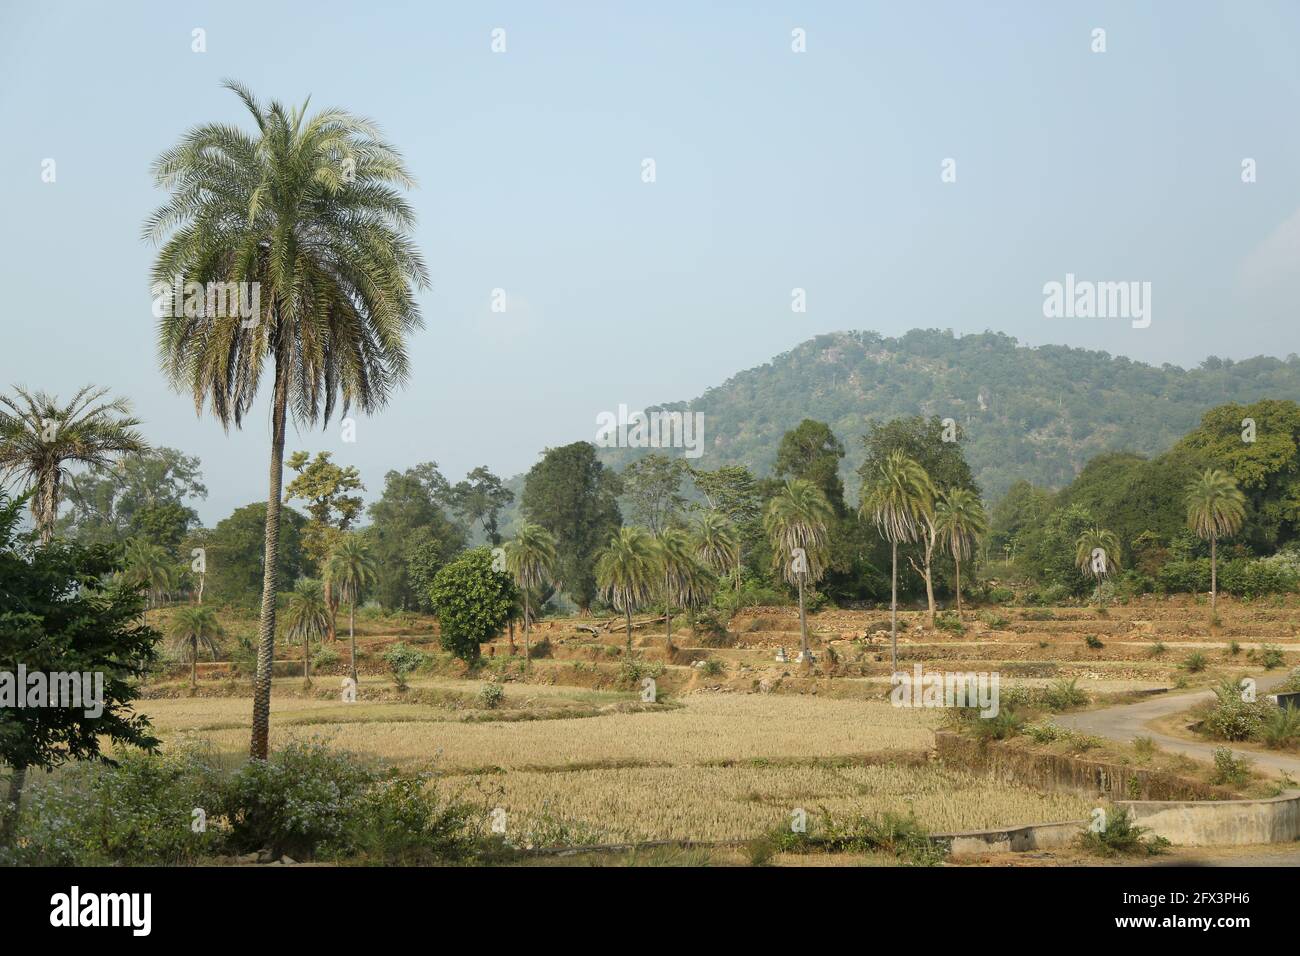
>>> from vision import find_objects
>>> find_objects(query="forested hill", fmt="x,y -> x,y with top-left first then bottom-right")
596,329 -> 1300,501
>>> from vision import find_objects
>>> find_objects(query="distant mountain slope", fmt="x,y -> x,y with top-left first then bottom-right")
595,329 -> 1300,501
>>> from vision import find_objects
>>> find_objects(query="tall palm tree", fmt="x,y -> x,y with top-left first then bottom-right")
1075,527 -> 1121,603
504,522 -> 558,671
764,479 -> 833,664
655,528 -> 705,650
168,605 -> 224,689
1186,468 -> 1247,615
325,534 -> 376,685
147,82 -> 427,759
860,451 -> 935,672
595,526 -> 660,653
935,487 -> 988,623
0,386 -> 145,544
283,578 -> 330,688
693,511 -> 740,590
123,539 -> 175,609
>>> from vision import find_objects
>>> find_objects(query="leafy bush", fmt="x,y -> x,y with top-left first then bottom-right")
0,744 -> 223,866
1084,634 -> 1104,649
1258,644 -> 1285,670
1201,682 -> 1274,741
1209,747 -> 1252,788
618,657 -> 664,689
477,682 -> 505,710
311,646 -> 341,670
1182,652 -> 1207,673
934,612 -> 964,633
979,611 -> 1010,629
967,707 -> 1024,741
1080,807 -> 1169,857
383,642 -> 426,690
1041,677 -> 1089,711
698,658 -> 725,677
815,810 -> 943,865
428,548 -> 518,662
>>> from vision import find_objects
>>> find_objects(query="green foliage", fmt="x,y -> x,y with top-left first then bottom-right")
447,466 -> 514,546
428,549 -> 519,662
619,454 -> 689,533
777,419 -> 848,514
1209,747 -> 1253,787
204,502 -> 308,606
367,463 -> 465,611
477,681 -> 505,709
1260,705 -> 1300,749
284,451 -> 364,571
1084,634 -> 1104,649
1080,807 -> 1169,857
382,642 -> 426,689
812,810 -> 943,865
520,442 -> 622,610
1041,677 -> 1089,711
1182,651 -> 1208,673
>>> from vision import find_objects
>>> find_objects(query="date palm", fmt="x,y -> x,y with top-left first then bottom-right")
146,82 -> 427,758
655,528 -> 713,651
693,511 -> 740,590
1075,527 -> 1121,603
283,578 -> 330,688
123,538 -> 174,609
860,451 -> 934,672
0,386 -> 145,545
596,526 -> 660,652
504,522 -> 558,670
764,479 -> 833,663
1186,468 -> 1246,615
168,605 -> 224,689
325,533 -> 376,685
935,487 -> 988,623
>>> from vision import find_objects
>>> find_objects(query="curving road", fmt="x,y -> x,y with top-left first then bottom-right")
1055,671 -> 1300,780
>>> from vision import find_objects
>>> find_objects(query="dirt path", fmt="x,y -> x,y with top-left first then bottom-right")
1055,671 -> 1300,780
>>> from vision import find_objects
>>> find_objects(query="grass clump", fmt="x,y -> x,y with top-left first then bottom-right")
1080,807 -> 1170,857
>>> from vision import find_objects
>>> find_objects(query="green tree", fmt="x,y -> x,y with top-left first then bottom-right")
367,464 -> 464,611
0,386 -> 146,545
693,511 -> 741,590
654,528 -> 713,649
935,487 -> 988,621
503,522 -> 558,669
168,605 -> 223,689
325,534 -> 376,684
595,527 -> 660,652
860,451 -> 934,671
122,539 -> 175,609
149,82 -> 428,759
620,454 -> 689,533
0,493 -> 160,844
204,503 -> 307,606
448,466 -> 514,546
764,479 -> 834,663
521,442 -> 622,611
283,579 -> 330,688
429,549 -> 518,663
58,447 -> 206,554
775,420 -> 847,514
284,451 -> 365,576
1185,469 -> 1247,614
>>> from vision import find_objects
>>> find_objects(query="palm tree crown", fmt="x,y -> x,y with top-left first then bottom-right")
595,526 -> 660,616
764,479 -> 834,585
0,386 -> 146,544
935,487 -> 987,563
1075,527 -> 1121,579
1185,469 -> 1246,541
859,450 -> 934,545
693,511 -> 740,582
326,534 -> 376,608
505,522 -> 559,594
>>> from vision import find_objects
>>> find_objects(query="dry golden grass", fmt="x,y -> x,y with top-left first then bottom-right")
441,763 -> 1093,844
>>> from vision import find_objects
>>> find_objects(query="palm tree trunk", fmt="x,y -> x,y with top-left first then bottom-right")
36,470 -> 59,546
197,572 -> 205,605
303,636 -> 311,686
923,528 -> 936,628
250,361 -> 288,760
1210,535 -> 1217,615
625,608 -> 633,653
191,641 -> 198,689
1,764 -> 26,845
797,575 -> 808,659
523,594 -> 531,672
954,554 -> 963,623
890,540 -> 898,674
349,602 -> 358,685
508,619 -> 516,654
666,598 -> 674,652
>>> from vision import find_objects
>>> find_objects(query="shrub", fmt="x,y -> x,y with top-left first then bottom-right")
477,682 -> 505,710
1080,807 -> 1169,857
1259,644 -> 1285,670
1042,677 -> 1089,711
1201,684 -> 1273,742
934,612 -> 963,633
0,744 -> 224,866
428,548 -> 518,662
1182,652 -> 1207,673
1084,634 -> 1104,649
815,810 -> 943,865
219,739 -> 374,858
1209,747 -> 1253,788
383,642 -> 426,690
618,657 -> 664,689
1023,721 -> 1068,743
979,611 -> 1010,629
348,770 -> 478,863
1259,704 -> 1300,749
698,658 -> 725,677
1133,736 -> 1156,760
1148,641 -> 1167,658
967,708 -> 1024,741
311,646 -> 341,670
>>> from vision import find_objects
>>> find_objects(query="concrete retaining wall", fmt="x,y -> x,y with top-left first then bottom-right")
934,820 -> 1084,857
1117,792 -> 1300,846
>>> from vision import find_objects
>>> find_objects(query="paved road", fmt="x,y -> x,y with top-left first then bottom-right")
1056,671 -> 1300,780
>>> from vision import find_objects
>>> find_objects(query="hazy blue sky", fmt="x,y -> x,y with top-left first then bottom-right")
3,1 -> 1299,523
